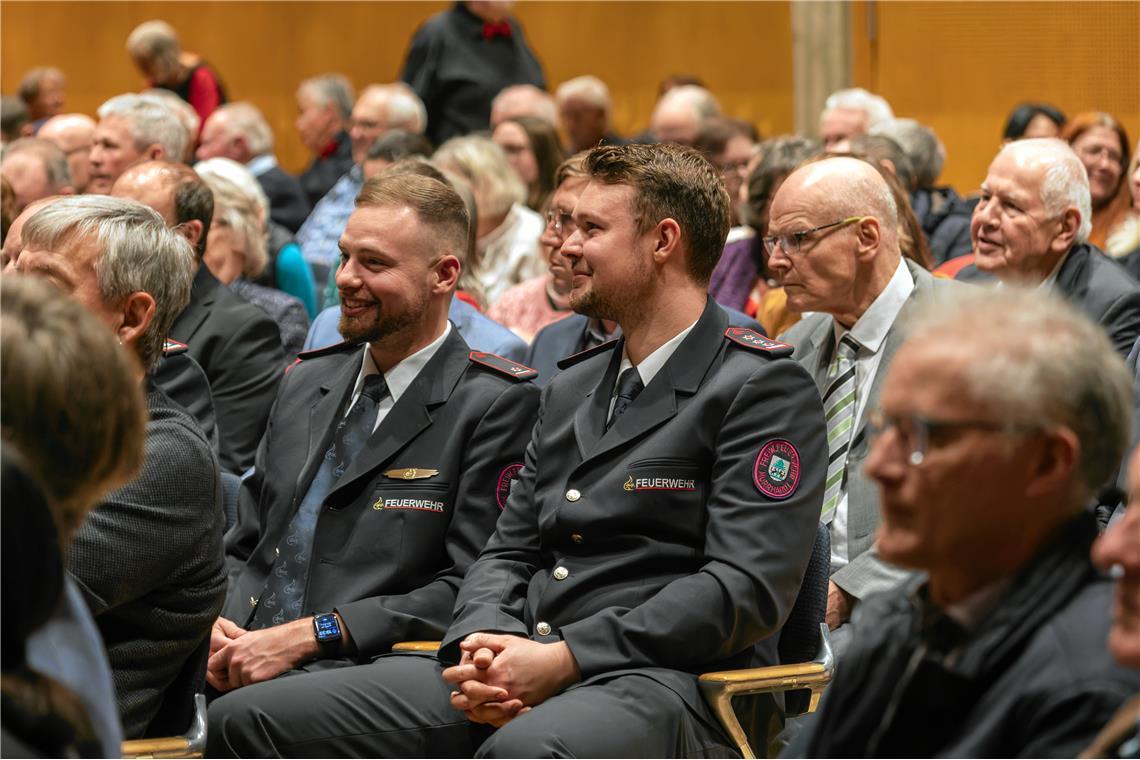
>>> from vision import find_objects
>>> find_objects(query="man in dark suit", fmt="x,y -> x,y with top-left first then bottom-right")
16,195 -> 226,738
401,2 -> 546,146
196,102 -> 310,233
957,137 -> 1140,356
771,157 -> 958,644
113,160 -> 285,474
208,143 -> 827,758
293,74 -> 354,208
205,172 -> 539,732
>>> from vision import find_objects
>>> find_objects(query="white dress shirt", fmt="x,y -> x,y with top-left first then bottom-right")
609,317 -> 700,416
830,257 -> 915,569
347,323 -> 452,433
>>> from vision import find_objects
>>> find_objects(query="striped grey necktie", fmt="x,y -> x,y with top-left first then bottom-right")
821,333 -> 860,523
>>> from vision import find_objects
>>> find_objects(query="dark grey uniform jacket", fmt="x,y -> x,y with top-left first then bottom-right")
167,266 -> 285,474
223,328 -> 540,659
68,381 -> 226,739
440,299 -> 828,721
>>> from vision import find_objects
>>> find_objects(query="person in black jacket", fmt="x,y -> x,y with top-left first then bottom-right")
958,138 -> 1140,356
787,286 -> 1139,758
205,171 -> 539,746
113,160 -> 285,474
196,103 -> 311,233
401,2 -> 545,146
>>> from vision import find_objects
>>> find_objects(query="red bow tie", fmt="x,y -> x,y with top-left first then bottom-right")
482,21 -> 512,40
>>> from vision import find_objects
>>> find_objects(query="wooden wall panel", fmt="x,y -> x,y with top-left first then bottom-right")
853,0 -> 1140,193
1,1 -> 794,173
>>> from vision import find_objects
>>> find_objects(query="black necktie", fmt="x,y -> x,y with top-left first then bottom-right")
250,373 -> 387,628
606,367 -> 644,430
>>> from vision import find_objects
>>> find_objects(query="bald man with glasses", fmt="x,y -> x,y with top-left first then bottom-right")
771,156 -> 959,645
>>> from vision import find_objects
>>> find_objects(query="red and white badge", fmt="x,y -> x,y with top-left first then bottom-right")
753,439 -> 801,500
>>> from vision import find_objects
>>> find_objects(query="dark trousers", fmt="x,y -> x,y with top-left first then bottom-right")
207,653 -> 739,758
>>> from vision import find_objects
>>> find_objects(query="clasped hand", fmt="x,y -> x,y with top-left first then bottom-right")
440,633 -> 581,728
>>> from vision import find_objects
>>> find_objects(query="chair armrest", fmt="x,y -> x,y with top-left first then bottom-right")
391,640 -> 441,653
697,624 -> 835,759
122,693 -> 207,758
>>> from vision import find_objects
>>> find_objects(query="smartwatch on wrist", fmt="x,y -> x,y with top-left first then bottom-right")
312,612 -> 343,656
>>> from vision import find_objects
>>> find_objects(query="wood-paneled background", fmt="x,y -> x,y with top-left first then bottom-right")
3,1 -> 1136,194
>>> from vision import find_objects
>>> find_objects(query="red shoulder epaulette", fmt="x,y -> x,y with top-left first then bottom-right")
556,339 -> 619,370
724,328 -> 794,358
162,337 -> 189,358
296,341 -> 360,361
468,351 -> 538,381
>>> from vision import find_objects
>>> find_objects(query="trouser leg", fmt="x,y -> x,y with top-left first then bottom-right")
207,654 -> 487,758
475,673 -> 740,759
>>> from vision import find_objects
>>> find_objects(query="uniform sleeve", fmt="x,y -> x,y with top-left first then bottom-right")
437,390 -> 549,662
558,359 -> 828,677
210,310 -> 285,474
69,418 -> 220,615
336,380 -> 541,659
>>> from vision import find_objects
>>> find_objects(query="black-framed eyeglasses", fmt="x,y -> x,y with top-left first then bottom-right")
865,409 -> 1040,466
762,216 -> 869,257
545,209 -> 575,236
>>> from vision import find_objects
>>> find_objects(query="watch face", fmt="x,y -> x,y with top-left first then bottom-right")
314,613 -> 341,642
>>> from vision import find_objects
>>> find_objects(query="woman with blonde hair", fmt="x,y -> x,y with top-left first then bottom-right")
433,135 -> 545,306
195,163 -> 310,359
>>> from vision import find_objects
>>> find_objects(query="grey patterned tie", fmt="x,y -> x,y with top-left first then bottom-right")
606,367 -> 644,431
250,373 -> 387,628
821,334 -> 860,523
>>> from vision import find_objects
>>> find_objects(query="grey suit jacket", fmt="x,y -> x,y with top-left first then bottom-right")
779,260 -> 957,600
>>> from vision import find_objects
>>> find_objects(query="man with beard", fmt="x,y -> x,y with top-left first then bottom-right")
209,143 -> 827,758
205,172 -> 539,708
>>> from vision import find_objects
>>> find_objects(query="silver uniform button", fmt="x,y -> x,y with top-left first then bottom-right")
536,622 -> 552,636
249,596 -> 258,608
553,566 -> 569,580
565,488 -> 581,502
571,533 -> 584,544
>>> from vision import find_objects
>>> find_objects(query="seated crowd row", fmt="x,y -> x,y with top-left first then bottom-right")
1,8 -> 1139,759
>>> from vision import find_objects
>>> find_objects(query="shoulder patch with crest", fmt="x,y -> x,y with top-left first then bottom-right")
469,351 -> 537,381
162,337 -> 189,357
556,339 -> 619,370
724,328 -> 794,358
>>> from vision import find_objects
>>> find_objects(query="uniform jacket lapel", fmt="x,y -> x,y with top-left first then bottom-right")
327,329 -> 469,503
295,348 -> 361,498
572,345 -> 620,460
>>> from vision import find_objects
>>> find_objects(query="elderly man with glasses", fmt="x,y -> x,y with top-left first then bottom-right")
786,286 -> 1139,757
771,156 -> 958,646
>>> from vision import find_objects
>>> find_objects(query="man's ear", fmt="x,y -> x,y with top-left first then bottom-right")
176,219 -> 205,253
1050,208 -> 1081,253
144,143 -> 167,161
651,217 -> 683,266
1024,426 -> 1080,500
433,254 -> 461,294
853,216 -> 883,262
117,291 -> 156,352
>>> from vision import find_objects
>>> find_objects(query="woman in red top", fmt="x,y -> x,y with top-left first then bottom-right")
127,20 -> 226,131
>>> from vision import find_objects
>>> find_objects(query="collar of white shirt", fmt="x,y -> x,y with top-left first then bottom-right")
245,154 -> 278,178
615,316 -> 700,393
832,257 -> 915,355
348,322 -> 453,416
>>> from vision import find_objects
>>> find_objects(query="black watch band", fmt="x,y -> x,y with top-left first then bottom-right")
312,612 -> 343,657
